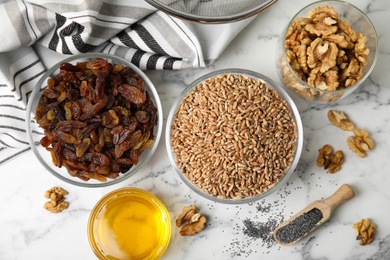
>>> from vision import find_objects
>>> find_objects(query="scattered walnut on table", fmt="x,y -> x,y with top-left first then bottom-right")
328,150 -> 344,174
44,187 -> 69,213
176,205 -> 207,236
353,218 -> 376,245
347,128 -> 375,158
175,205 -> 198,227
317,144 -> 333,168
327,110 -> 355,131
317,144 -> 344,173
327,110 -> 374,158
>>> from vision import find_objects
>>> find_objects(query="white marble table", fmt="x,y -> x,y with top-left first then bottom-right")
1,0 -> 390,259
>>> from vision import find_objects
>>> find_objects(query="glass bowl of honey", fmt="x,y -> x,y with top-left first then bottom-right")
87,187 -> 171,259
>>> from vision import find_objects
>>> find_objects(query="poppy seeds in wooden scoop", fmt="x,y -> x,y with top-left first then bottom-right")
274,207 -> 323,244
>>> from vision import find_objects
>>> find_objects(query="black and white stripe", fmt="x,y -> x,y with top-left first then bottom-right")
0,0 -> 206,165
0,46 -> 45,165
0,0 -> 251,165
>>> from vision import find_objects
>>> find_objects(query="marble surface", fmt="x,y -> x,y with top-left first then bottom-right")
1,0 -> 390,259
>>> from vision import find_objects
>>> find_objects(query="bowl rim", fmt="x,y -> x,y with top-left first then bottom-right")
25,52 -> 163,188
145,0 -> 277,24
165,68 -> 303,204
87,187 -> 171,259
281,0 -> 379,95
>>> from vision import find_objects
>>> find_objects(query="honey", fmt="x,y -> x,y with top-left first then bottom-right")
88,188 -> 171,260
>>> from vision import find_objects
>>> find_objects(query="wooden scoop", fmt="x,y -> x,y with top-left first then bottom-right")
273,184 -> 355,246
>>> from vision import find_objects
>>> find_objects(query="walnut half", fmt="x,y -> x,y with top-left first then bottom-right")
317,144 -> 344,173
176,205 -> 207,236
347,128 -> 375,158
353,218 -> 376,245
328,110 -> 355,131
43,187 -> 69,213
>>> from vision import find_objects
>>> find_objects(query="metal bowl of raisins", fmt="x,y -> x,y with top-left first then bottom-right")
26,53 -> 163,187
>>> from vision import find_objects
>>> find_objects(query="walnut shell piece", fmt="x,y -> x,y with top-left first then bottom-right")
353,218 -> 376,245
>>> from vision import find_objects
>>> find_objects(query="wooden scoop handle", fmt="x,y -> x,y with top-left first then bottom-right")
322,184 -> 355,212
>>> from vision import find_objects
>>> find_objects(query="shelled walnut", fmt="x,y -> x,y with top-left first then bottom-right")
282,5 -> 370,102
176,205 -> 207,236
327,110 -> 374,157
348,128 -> 375,158
328,150 -> 344,173
317,144 -> 333,168
353,218 -> 376,245
44,187 -> 69,213
328,110 -> 355,131
317,144 -> 344,173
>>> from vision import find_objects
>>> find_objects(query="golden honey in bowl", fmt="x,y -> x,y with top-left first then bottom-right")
88,188 -> 171,260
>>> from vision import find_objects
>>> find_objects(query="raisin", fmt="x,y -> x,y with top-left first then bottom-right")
52,141 -> 63,167
135,111 -> 150,124
56,120 -> 87,132
87,59 -> 109,71
93,66 -> 108,103
96,165 -> 110,175
90,130 -> 98,144
119,129 -> 142,152
114,144 -> 124,158
75,138 -> 91,158
71,101 -> 82,120
80,98 -> 107,120
122,115 -> 140,129
40,136 -> 52,148
112,106 -> 129,117
53,130 -> 77,144
60,62 -> 81,72
113,128 -> 134,145
42,88 -> 59,99
90,152 -> 110,166
63,148 -> 77,161
65,159 -> 89,171
79,80 -> 89,97
118,84 -> 146,104
60,70 -> 80,88
78,171 -> 107,182
80,122 -> 100,138
105,94 -> 115,109
67,88 -> 80,101
52,105 -> 66,122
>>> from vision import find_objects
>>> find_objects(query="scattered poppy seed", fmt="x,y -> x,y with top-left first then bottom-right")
242,217 -> 281,248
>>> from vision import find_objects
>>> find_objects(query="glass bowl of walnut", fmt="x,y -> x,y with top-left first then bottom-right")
277,0 -> 378,104
166,68 -> 303,204
26,53 -> 163,187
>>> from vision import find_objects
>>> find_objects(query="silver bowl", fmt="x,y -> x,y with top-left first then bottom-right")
26,53 -> 163,187
166,68 -> 303,204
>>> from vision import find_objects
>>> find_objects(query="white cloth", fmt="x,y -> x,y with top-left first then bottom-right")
0,0 -> 257,165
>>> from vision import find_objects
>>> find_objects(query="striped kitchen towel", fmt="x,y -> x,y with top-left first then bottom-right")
0,0 -> 256,165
